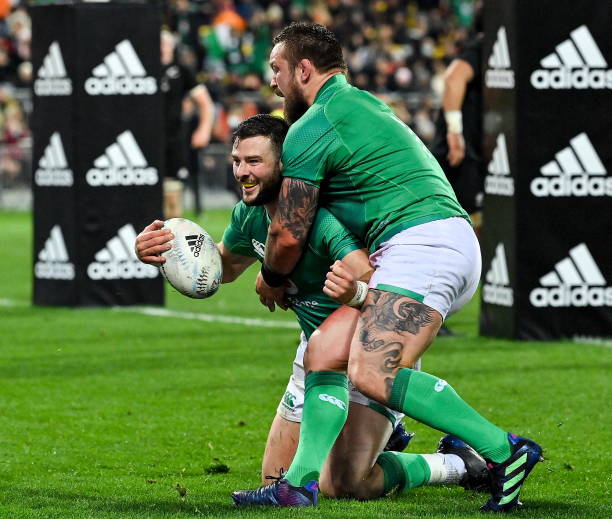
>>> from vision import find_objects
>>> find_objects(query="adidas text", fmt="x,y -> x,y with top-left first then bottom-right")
485,176 -> 514,196
34,78 -> 72,96
85,76 -> 157,96
35,262 -> 75,280
35,168 -> 73,187
87,261 -> 158,280
483,285 -> 513,306
531,175 -> 612,197
530,285 -> 612,307
86,167 -> 158,186
531,68 -> 612,90
485,69 -> 515,89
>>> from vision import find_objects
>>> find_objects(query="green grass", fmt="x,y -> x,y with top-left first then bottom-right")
0,210 -> 610,518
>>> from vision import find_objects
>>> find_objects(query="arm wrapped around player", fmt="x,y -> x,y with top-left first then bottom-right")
323,259 -> 369,308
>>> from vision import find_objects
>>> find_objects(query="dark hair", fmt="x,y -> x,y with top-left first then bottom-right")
273,22 -> 346,73
231,114 -> 289,158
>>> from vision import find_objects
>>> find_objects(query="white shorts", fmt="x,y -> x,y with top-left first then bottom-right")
369,217 -> 481,319
277,333 -> 405,425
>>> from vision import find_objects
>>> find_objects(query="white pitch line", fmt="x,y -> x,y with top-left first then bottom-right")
113,306 -> 300,330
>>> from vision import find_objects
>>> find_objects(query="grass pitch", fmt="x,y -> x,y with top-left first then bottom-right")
0,210 -> 610,519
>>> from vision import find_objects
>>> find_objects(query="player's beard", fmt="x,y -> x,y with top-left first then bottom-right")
283,78 -> 309,125
243,165 -> 282,207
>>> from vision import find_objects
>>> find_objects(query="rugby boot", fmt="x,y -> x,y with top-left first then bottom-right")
232,476 -> 318,507
481,433 -> 543,512
384,422 -> 414,452
436,435 -> 489,492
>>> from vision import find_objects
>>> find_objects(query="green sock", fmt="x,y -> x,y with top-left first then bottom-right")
389,368 -> 511,462
284,371 -> 349,486
377,452 -> 431,494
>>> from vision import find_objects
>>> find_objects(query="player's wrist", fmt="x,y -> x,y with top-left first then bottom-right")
346,280 -> 368,308
445,110 -> 463,134
261,264 -> 288,288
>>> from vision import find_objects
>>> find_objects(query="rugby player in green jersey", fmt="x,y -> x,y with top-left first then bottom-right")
135,114 -> 488,502
235,24 -> 543,512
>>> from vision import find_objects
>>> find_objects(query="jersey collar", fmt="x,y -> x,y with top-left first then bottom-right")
314,73 -> 348,104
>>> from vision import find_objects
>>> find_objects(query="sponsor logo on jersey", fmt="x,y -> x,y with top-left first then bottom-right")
86,130 -> 158,186
34,41 -> 72,96
530,243 -> 611,307
251,239 -> 265,258
185,234 -> 205,257
35,133 -> 73,187
434,379 -> 448,392
35,225 -> 75,280
485,134 -> 514,196
87,224 -> 158,280
85,39 -> 157,95
531,25 -> 612,89
485,26 -> 515,89
483,243 -> 513,307
531,133 -> 610,197
319,393 -> 347,411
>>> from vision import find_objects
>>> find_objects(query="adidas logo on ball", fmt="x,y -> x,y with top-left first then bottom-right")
531,26 -> 612,90
85,39 -> 157,96
530,244 -> 611,308
186,234 -> 205,257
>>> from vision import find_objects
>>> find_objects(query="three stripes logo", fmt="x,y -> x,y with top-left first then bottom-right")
86,130 -> 158,187
185,234 -> 205,257
530,243 -> 611,308
485,134 -> 514,196
531,25 -> 612,89
485,26 -> 515,89
34,41 -> 72,96
531,133 -> 610,197
85,39 -> 157,96
87,224 -> 158,280
35,133 -> 73,187
483,243 -> 513,307
35,225 -> 75,280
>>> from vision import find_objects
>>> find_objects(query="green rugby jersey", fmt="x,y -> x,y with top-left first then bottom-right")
281,74 -> 469,252
222,202 -> 361,339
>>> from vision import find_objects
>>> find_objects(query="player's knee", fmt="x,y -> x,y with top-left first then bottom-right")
347,359 -> 384,402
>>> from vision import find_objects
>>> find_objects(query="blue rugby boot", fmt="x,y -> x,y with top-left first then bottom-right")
481,433 -> 543,512
384,422 -> 414,452
436,435 -> 489,492
232,476 -> 318,507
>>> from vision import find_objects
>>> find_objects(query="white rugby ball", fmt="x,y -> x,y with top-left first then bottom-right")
160,218 -> 223,299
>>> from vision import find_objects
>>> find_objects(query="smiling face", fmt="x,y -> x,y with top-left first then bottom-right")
269,43 -> 309,124
232,135 -> 282,206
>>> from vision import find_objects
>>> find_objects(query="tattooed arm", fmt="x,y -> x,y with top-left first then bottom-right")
256,177 -> 319,311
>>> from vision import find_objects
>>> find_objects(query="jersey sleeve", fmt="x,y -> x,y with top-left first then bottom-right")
181,64 -> 198,96
221,203 -> 258,258
310,208 -> 363,261
458,36 -> 482,78
280,107 -> 343,186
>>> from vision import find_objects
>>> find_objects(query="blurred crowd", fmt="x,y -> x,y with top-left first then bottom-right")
165,0 -> 478,144
0,0 -> 478,190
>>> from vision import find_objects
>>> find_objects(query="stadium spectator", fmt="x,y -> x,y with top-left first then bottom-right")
160,28 -> 214,218
235,22 -> 542,512
430,6 -> 484,238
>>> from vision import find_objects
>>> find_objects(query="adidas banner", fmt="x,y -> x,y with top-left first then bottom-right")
31,2 -> 163,306
480,0 -> 612,340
